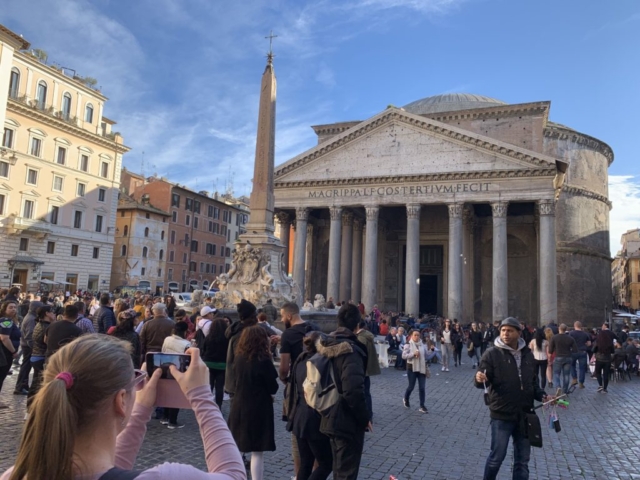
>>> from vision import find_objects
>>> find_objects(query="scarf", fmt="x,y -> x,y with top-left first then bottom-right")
408,339 -> 427,375
494,336 -> 526,369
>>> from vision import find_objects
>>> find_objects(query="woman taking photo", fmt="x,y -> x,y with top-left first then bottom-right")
402,329 -> 436,413
0,301 -> 21,404
27,305 -> 56,404
202,317 -> 230,408
228,325 -> 279,480
2,335 -> 245,479
111,309 -> 141,369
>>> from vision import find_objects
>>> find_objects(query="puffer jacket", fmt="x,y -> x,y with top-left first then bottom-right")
20,301 -> 43,348
317,327 -> 369,438
474,338 -> 545,422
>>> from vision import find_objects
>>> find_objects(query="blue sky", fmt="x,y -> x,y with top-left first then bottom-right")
3,0 -> 639,253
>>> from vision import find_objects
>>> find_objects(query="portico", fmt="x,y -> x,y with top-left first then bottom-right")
272,98 -> 580,325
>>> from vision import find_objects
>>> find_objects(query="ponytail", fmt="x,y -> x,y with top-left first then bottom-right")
10,335 -> 133,480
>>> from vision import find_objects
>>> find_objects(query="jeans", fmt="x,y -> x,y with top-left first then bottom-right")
296,434 -> 333,480
595,360 -> 611,390
442,344 -> 454,369
553,356 -> 573,393
570,352 -> 588,384
484,419 -> 531,480
473,346 -> 482,366
27,359 -> 45,407
15,345 -> 32,391
208,368 -> 225,408
388,348 -> 404,369
164,407 -> 180,425
534,359 -> 547,389
404,369 -> 426,408
454,345 -> 462,365
329,431 -> 365,480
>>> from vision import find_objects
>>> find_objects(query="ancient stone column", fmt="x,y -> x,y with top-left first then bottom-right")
462,206 -> 474,322
327,206 -> 343,303
362,206 -> 379,313
351,219 -> 364,303
405,204 -> 421,316
293,207 -> 308,305
339,212 -> 354,302
538,200 -> 558,325
275,212 -> 291,273
448,203 -> 463,321
492,202 -> 509,322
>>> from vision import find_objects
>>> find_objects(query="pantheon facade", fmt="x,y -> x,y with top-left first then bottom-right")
273,94 -> 613,326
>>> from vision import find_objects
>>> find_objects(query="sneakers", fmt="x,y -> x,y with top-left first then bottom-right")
419,407 -> 428,414
403,398 -> 410,408
571,379 -> 578,386
167,423 -> 185,429
597,386 -> 603,392
601,389 -> 608,394
445,368 -> 450,372
579,383 -> 585,389
160,418 -> 169,425
441,367 -> 445,372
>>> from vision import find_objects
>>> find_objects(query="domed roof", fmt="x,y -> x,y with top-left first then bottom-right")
403,93 -> 507,115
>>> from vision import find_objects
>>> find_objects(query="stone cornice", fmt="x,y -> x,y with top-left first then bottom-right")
7,100 -> 130,154
311,121 -> 361,137
424,101 -> 550,124
557,244 -> 612,262
275,168 -> 556,189
275,109 -> 562,181
544,125 -> 613,164
561,184 -> 612,209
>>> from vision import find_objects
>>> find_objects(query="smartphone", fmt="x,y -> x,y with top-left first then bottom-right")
146,353 -> 191,380
145,353 -> 192,409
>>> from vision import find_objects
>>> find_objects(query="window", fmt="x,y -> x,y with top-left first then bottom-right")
212,264 -> 217,275
77,183 -> 86,197
208,221 -> 213,232
145,213 -> 150,219
158,268 -> 162,277
200,262 -> 204,273
123,225 -> 129,236
194,201 -> 201,214
186,214 -> 190,226
213,207 -> 220,219
9,68 -> 19,98
85,104 -> 94,123
98,188 -> 106,202
23,199 -> 34,219
235,232 -> 239,240
142,247 -> 148,258
26,168 -> 38,185
168,268 -> 173,281
161,231 -> 165,240
53,175 -> 63,192
144,227 -> 149,237
121,245 -> 127,256
171,193 -> 180,208
73,210 -> 82,229
95,215 -> 103,232
220,245 -> 225,257
170,230 -> 175,245
71,244 -> 79,257
172,211 -> 177,222
19,238 -> 28,251
221,225 -> 227,236
182,252 -> 188,264
0,161 -> 9,178
206,264 -> 210,273
47,241 -> 55,254
2,128 -> 13,148
100,161 -> 109,178
54,146 -> 66,166
226,247 -> 231,257
223,211 -> 227,223
185,198 -> 193,211
0,194 -> 5,214
206,243 -> 217,256
120,210 -> 125,217
159,249 -> 164,260
194,217 -> 199,229
50,205 -> 59,224
61,93 -> 72,120
30,136 -> 42,158
80,154 -> 89,172
213,222 -> 219,234
208,205 -> 214,217
169,250 -> 175,262
191,240 -> 198,252
36,81 -> 47,108
93,247 -> 99,259
141,267 -> 146,276
190,261 -> 196,272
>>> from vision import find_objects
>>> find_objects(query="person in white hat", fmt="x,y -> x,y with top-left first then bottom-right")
197,306 -> 217,338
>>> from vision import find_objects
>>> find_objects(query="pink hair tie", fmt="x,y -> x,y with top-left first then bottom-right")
55,372 -> 74,390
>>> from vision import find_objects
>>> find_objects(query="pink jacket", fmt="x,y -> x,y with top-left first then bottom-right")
2,385 -> 246,480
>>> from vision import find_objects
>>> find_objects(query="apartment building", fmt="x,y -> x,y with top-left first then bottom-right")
612,228 -> 640,310
121,169 -> 233,292
220,193 -> 249,271
111,193 -> 169,294
0,24 -> 129,292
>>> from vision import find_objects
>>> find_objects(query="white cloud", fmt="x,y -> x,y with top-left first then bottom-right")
609,175 -> 640,255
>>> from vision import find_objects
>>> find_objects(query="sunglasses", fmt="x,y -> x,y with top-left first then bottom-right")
126,369 -> 147,392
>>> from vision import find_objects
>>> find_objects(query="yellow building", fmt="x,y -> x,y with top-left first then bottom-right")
0,24 -> 130,292
612,229 -> 640,311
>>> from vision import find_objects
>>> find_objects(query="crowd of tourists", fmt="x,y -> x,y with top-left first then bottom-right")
0,285 -> 639,480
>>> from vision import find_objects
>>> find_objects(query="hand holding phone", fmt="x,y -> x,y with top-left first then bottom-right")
169,347 -> 209,395
135,367 -> 162,409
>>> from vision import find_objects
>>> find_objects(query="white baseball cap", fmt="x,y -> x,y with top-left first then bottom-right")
200,306 -> 217,317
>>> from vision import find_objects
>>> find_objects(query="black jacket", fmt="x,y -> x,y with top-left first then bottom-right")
475,341 -> 545,422
95,306 -> 116,334
317,328 -> 369,439
224,320 -> 249,395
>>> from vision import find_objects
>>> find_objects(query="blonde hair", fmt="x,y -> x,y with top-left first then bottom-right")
11,335 -> 134,480
544,328 -> 553,341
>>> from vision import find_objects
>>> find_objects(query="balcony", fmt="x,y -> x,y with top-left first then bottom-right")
9,91 -> 80,126
3,215 -> 51,238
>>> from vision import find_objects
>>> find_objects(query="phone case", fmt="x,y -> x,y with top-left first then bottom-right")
155,379 -> 191,409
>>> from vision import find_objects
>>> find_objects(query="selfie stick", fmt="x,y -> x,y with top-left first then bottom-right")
534,393 -> 567,410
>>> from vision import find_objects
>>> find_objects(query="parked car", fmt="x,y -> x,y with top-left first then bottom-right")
171,292 -> 193,312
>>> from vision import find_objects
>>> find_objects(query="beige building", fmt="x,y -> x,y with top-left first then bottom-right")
612,229 -> 640,310
110,194 -> 169,294
220,193 -> 250,272
0,25 -> 129,292
275,93 -> 613,326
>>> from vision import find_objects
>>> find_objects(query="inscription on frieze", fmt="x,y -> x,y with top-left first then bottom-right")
308,182 -> 491,198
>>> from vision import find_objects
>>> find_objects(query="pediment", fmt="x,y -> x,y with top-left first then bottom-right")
20,189 -> 40,197
275,108 -> 563,185
47,195 -> 66,203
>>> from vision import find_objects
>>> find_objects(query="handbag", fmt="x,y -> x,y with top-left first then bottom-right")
526,412 -> 543,448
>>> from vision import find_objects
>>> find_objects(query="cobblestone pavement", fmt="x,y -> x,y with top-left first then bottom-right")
1,360 -> 639,479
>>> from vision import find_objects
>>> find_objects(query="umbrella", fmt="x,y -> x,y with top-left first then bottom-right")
39,279 -> 57,285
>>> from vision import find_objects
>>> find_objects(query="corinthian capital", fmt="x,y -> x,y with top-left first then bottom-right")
295,207 -> 309,222
491,202 -> 508,218
342,211 -> 354,227
365,206 -> 379,221
447,203 -> 463,218
537,199 -> 556,216
329,206 -> 342,221
275,211 -> 291,226
353,218 -> 363,232
406,204 -> 421,220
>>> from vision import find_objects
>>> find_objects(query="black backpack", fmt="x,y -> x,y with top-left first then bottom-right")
194,320 -> 211,351
99,468 -> 141,479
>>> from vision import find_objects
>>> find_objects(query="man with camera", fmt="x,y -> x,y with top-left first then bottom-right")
474,317 -> 548,480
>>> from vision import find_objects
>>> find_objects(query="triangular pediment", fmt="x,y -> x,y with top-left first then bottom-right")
47,195 -> 66,203
275,108 -> 562,184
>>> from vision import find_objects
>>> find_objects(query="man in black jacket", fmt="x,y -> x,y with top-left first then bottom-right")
475,317 -> 547,480
318,304 -> 370,480
94,293 -> 116,333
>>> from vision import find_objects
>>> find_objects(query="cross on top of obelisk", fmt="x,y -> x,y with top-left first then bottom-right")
265,30 -> 277,63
